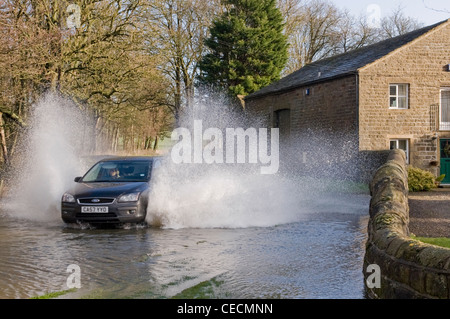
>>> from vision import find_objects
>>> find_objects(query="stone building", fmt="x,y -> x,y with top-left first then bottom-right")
245,19 -> 450,182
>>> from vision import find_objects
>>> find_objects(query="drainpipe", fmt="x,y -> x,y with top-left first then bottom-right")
431,102 -> 439,176
355,72 -> 359,144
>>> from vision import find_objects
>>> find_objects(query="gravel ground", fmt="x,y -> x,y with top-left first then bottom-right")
408,188 -> 450,238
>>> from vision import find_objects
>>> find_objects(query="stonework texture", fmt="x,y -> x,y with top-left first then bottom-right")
365,149 -> 450,299
359,21 -> 450,173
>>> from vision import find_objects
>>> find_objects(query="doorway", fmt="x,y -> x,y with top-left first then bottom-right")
440,139 -> 450,184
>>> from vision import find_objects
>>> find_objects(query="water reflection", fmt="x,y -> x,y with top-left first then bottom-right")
0,199 -> 369,299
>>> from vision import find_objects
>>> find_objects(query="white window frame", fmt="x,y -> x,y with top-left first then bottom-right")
390,139 -> 409,163
440,87 -> 450,131
389,84 -> 409,109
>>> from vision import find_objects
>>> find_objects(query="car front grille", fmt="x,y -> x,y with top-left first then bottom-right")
76,213 -> 118,218
77,197 -> 116,204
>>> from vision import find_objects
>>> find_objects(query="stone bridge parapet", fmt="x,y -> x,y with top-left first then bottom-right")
364,149 -> 450,299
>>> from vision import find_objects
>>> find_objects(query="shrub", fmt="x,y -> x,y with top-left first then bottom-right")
407,166 -> 438,192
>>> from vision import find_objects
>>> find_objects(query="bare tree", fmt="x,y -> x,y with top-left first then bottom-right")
0,0 -> 172,170
379,5 -> 424,38
333,11 -> 379,54
145,0 -> 222,125
280,0 -> 425,75
0,0 -> 64,168
281,0 -> 344,74
278,0 -> 305,37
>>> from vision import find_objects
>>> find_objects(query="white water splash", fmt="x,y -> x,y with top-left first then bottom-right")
146,161 -> 313,229
145,91 -> 366,229
7,93 -> 92,222
146,157 -> 370,229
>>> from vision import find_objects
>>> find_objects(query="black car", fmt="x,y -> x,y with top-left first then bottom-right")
61,156 -> 161,225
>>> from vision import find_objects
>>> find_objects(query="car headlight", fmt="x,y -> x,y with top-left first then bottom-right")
62,193 -> 76,203
118,192 -> 140,202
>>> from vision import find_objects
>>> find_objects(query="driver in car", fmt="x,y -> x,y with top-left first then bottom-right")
107,167 -> 121,179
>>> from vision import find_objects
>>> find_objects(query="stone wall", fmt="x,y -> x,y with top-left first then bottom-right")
245,74 -> 358,138
244,75 -> 360,179
364,149 -> 450,299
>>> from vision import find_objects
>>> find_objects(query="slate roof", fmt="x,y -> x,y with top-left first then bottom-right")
246,19 -> 449,100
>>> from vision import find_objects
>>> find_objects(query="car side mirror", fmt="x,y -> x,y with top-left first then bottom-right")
74,177 -> 82,183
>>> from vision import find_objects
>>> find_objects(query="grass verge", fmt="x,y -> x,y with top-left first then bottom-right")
31,288 -> 77,299
411,235 -> 450,249
171,277 -> 226,299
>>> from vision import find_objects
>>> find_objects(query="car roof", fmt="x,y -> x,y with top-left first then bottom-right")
99,156 -> 163,162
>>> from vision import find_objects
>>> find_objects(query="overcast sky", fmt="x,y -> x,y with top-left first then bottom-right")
331,0 -> 449,26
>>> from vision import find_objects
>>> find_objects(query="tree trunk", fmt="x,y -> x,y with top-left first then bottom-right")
153,135 -> 159,151
112,126 -> 119,153
0,112 -> 9,165
93,114 -> 101,153
144,136 -> 152,150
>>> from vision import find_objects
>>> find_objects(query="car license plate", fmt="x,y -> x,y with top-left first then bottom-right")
81,206 -> 109,213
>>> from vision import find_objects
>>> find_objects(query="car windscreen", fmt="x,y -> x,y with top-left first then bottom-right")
81,160 -> 152,182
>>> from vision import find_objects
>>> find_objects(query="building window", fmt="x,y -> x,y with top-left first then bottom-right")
390,139 -> 409,163
440,88 -> 450,131
389,84 -> 409,109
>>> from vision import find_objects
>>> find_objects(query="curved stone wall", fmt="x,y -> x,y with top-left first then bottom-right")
364,149 -> 450,299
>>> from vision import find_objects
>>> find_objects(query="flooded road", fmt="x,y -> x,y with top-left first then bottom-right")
0,93 -> 373,299
0,194 -> 369,299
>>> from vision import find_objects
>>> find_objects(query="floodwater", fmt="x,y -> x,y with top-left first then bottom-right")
0,194 -> 370,299
0,92 -> 375,299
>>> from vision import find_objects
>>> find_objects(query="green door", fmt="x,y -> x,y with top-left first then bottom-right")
440,139 -> 450,184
